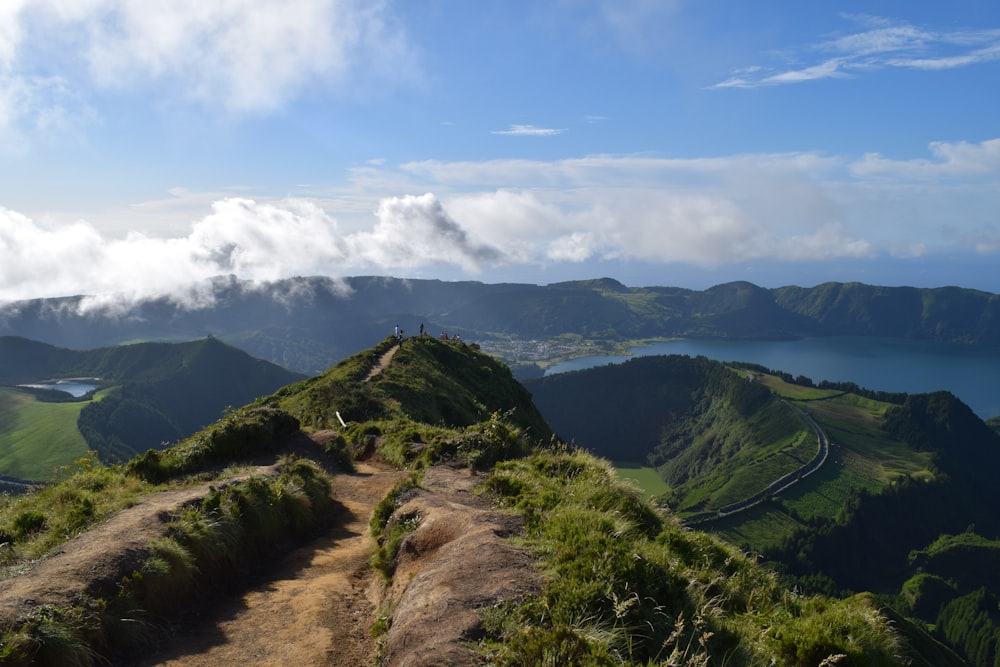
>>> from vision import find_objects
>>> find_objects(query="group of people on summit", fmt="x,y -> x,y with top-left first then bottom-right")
394,323 -> 460,346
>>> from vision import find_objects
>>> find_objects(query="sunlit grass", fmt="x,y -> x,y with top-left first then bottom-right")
0,388 -> 113,481
612,461 -> 671,497
0,455 -> 148,569
803,395 -> 934,484
477,449 -> 904,665
757,374 -> 843,401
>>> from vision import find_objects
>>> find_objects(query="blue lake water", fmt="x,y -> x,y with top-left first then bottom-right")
18,380 -> 98,398
545,337 -> 1000,419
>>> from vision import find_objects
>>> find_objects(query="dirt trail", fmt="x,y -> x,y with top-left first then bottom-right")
364,344 -> 399,382
138,462 -> 402,667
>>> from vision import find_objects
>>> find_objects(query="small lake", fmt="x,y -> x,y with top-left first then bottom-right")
545,337 -> 1000,419
18,380 -> 98,398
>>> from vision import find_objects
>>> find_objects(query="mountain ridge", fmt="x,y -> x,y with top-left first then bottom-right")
2,275 -> 998,374
0,336 -> 942,665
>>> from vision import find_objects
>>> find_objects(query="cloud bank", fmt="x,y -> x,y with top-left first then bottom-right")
0,0 -> 414,141
0,194 -> 505,302
3,138 -> 997,303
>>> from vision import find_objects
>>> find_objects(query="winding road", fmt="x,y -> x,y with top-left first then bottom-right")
687,402 -> 831,525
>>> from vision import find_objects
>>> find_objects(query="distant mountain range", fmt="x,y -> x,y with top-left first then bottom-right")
1,275 -> 998,374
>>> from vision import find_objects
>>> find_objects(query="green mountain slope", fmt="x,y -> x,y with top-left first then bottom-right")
528,353 -> 1000,665
276,335 -> 553,468
2,276 -> 999,373
0,336 -> 305,475
526,355 -> 819,514
0,336 -> 936,665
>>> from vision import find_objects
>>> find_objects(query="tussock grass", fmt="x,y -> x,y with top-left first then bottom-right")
0,455 -> 145,569
478,449 -> 905,666
125,404 -> 299,483
0,456 -> 335,666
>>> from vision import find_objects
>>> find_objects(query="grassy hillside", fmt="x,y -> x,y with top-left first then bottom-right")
0,336 -> 305,478
527,356 -> 948,550
526,355 -> 818,516
528,354 -> 1000,664
706,375 -> 935,550
0,336 -> 940,665
0,388 -> 116,481
277,335 -> 553,469
479,449 -> 913,666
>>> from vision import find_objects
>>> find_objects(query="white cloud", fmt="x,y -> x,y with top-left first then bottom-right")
548,232 -> 599,262
447,189 -> 566,261
851,138 -> 1000,180
0,0 -> 416,136
349,194 -> 503,272
2,140 -> 998,303
713,16 -> 1000,89
492,124 -> 566,136
0,194 -> 499,302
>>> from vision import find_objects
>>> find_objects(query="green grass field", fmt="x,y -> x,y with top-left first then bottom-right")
757,374 -> 844,401
710,501 -> 806,551
803,393 -> 934,483
700,376 -> 935,551
0,388 -> 111,481
612,461 -> 672,497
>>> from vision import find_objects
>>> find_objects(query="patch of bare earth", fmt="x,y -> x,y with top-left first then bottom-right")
138,460 -> 403,667
377,464 -> 542,667
365,344 -> 399,382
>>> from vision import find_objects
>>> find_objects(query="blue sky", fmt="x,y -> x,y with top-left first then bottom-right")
1,0 -> 999,302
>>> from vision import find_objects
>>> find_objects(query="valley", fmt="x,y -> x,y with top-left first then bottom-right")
0,335 -> 954,665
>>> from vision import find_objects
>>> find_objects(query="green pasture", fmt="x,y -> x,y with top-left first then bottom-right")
612,461 -> 672,497
709,501 -> 806,551
776,454 -> 883,520
800,393 -> 934,483
0,388 -> 110,481
703,385 -> 933,551
756,374 -> 844,401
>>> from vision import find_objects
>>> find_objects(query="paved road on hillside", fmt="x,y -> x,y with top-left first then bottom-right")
687,402 -> 831,525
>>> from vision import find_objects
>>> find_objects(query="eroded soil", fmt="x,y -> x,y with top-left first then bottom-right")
138,461 -> 403,667
0,466 -> 278,629
378,464 -> 543,667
